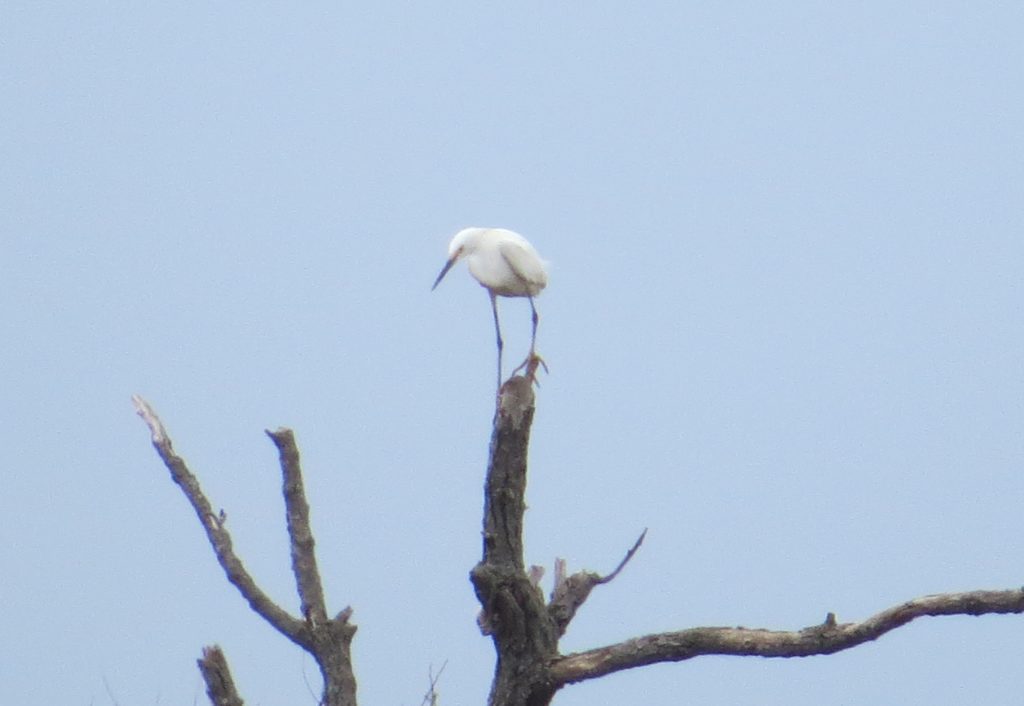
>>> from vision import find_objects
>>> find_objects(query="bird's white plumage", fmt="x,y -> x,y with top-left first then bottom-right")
446,227 -> 547,297
497,240 -> 547,296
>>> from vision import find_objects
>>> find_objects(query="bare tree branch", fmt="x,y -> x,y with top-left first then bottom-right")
137,381 -> 1024,706
133,396 -> 358,706
197,645 -> 244,706
131,395 -> 308,648
264,427 -> 358,706
550,587 -> 1024,686
267,428 -> 329,626
548,529 -> 647,635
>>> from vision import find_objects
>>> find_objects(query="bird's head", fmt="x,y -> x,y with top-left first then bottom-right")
431,227 -> 487,290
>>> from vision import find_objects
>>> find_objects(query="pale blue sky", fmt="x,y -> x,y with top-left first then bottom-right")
2,3 -> 1022,705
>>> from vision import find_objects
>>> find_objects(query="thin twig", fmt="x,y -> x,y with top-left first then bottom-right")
596,528 -> 647,585
419,660 -> 449,706
101,675 -> 122,706
300,652 -> 320,705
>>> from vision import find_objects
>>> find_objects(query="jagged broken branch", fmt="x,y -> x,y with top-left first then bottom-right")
197,645 -> 244,706
548,529 -> 647,635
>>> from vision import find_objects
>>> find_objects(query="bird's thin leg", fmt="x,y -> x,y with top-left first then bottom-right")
512,296 -> 547,379
528,296 -> 539,358
491,292 -> 503,388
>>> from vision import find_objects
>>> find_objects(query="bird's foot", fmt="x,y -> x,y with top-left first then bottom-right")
511,352 -> 548,385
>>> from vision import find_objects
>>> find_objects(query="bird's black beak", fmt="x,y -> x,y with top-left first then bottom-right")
431,256 -> 457,291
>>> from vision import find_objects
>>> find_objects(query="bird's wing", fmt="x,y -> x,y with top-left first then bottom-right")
498,240 -> 548,292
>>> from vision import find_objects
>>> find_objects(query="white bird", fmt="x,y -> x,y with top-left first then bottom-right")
432,227 -> 548,387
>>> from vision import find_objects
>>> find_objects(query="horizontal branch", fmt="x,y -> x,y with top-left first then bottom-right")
550,587 -> 1024,686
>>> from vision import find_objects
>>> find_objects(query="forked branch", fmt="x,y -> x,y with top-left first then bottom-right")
132,396 -> 357,706
131,395 -> 307,646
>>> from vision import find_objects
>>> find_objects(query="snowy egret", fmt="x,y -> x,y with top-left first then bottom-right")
432,227 -> 548,387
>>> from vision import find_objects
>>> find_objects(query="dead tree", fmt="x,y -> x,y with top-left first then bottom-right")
133,378 -> 1024,706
